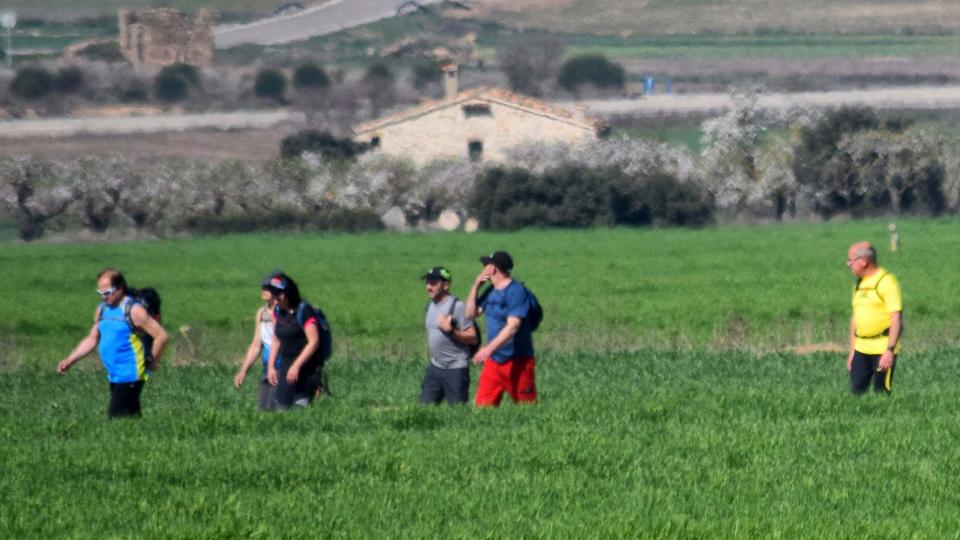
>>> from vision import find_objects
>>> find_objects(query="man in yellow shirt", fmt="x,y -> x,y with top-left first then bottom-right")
846,241 -> 903,394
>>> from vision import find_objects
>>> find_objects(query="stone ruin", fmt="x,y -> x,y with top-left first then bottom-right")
118,8 -> 214,67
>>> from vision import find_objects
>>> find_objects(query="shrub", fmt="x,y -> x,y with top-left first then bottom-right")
411,60 -> 441,90
54,66 -> 85,94
254,68 -> 287,102
10,66 -> 54,100
120,80 -> 149,102
280,130 -> 369,161
791,107 -> 902,217
360,63 -> 396,114
154,73 -> 188,102
497,34 -> 565,96
293,62 -> 330,90
164,63 -> 201,86
470,164 -> 711,230
607,170 -> 714,227
75,41 -> 125,62
557,54 -> 625,93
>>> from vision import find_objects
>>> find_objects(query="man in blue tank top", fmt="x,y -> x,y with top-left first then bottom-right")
58,269 -> 169,418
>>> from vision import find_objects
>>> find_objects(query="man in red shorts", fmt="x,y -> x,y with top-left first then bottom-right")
465,251 -> 537,406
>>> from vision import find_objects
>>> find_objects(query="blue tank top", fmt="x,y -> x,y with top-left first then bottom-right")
98,298 -> 148,383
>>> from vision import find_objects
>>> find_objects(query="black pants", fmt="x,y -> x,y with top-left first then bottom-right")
108,381 -> 144,418
276,359 -> 320,410
420,364 -> 469,405
851,351 -> 896,394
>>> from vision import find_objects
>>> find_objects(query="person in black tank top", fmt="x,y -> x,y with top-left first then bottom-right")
264,273 -> 321,409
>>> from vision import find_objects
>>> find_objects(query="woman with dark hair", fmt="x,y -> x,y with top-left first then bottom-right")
264,273 -> 322,409
233,271 -> 282,410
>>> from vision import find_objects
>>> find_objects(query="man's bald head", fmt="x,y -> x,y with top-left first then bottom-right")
847,241 -> 878,277
848,241 -> 877,264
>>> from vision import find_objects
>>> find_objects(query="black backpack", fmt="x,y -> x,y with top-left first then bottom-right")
99,288 -> 162,365
295,301 -> 333,366
486,282 -> 542,332
447,296 -> 482,357
519,283 -> 543,332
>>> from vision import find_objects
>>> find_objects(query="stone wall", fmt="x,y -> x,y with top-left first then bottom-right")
118,8 -> 214,67
357,100 -> 597,165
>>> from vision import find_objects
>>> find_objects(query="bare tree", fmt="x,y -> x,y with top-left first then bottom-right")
497,34 -> 566,97
68,156 -> 124,233
0,157 -> 73,241
841,127 -> 946,215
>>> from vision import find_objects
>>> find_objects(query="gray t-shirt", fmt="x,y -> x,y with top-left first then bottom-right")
425,295 -> 474,369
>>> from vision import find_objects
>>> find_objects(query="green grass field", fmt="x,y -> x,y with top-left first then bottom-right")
3,219 -> 960,536
5,218 -> 960,367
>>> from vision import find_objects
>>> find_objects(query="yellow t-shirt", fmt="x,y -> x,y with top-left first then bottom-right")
852,267 -> 902,354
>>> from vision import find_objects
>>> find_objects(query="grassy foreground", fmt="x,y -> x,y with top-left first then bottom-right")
3,220 -> 960,536
3,351 -> 960,537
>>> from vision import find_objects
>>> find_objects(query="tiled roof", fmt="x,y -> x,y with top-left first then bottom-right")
352,87 -> 601,134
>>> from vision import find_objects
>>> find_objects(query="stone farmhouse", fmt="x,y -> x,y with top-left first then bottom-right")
118,8 -> 214,67
352,65 -> 602,164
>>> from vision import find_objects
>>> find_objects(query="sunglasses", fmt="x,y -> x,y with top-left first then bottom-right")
96,287 -> 116,298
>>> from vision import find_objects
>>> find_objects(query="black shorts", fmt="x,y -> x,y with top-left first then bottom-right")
275,360 -> 320,410
420,364 -> 469,405
850,351 -> 896,394
108,381 -> 144,418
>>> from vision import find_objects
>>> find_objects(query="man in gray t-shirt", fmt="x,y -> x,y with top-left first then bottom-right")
420,266 -> 478,405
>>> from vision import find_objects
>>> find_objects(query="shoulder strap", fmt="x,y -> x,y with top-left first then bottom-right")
448,296 -> 460,317
123,297 -> 139,330
874,272 -> 889,302
295,302 -> 308,329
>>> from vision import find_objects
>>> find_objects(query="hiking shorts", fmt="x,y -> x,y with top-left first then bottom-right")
275,361 -> 319,410
420,364 -> 469,405
108,380 -> 144,418
851,351 -> 896,394
258,375 -> 279,411
475,357 -> 537,407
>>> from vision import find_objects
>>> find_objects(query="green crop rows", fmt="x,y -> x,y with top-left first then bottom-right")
3,219 -> 960,536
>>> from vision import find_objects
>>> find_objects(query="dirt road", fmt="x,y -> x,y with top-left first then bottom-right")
214,0 -> 447,48
0,110 -> 306,139
563,85 -> 960,116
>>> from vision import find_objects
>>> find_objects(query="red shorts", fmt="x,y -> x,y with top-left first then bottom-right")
475,357 -> 537,407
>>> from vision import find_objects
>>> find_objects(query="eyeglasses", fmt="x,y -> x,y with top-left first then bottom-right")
96,287 -> 116,298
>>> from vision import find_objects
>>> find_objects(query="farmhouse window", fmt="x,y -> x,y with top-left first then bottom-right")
463,104 -> 492,118
468,141 -> 483,162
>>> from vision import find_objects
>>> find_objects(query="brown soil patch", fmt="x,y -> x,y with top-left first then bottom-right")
791,343 -> 846,355
0,128 -> 294,163
834,2 -> 958,19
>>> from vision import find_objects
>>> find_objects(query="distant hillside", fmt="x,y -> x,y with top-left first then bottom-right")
463,0 -> 960,35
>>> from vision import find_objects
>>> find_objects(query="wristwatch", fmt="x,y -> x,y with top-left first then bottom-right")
887,345 -> 896,352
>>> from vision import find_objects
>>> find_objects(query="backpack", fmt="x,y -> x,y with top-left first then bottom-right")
513,282 -> 543,332
478,282 -> 543,332
101,288 -> 162,328
447,296 -> 482,357
98,289 -> 162,365
295,301 -> 333,366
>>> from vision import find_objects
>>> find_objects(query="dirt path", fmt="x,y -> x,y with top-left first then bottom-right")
0,110 -> 306,139
0,129 -> 297,163
563,85 -> 960,116
214,0 -> 447,48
